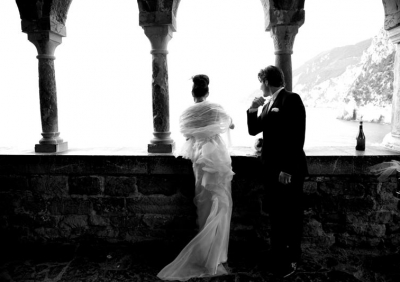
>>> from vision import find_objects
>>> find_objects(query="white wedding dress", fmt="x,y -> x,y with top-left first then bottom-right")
157,101 -> 234,281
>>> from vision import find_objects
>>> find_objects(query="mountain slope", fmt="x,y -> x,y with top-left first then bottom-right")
293,28 -> 395,123
293,39 -> 372,90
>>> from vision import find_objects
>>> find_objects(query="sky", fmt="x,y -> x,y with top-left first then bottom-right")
0,0 -> 385,150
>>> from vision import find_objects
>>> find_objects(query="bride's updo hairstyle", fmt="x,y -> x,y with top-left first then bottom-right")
258,65 -> 285,87
192,74 -> 210,98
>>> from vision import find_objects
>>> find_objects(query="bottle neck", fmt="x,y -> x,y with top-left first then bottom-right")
358,124 -> 365,138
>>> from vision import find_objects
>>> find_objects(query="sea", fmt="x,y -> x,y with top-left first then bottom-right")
226,107 -> 391,149
0,107 -> 391,151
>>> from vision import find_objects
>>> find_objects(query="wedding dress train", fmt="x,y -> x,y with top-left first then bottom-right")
157,101 -> 234,281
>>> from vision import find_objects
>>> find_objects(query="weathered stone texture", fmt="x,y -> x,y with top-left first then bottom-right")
104,176 -> 137,197
383,0 -> 400,30
48,198 -> 92,215
260,0 -> 305,31
60,215 -> 88,229
92,198 -> 126,216
142,214 -> 174,229
303,218 -> 336,247
69,176 -> 104,195
0,154 -> 399,278
303,181 -> 317,194
50,0 -> 73,25
30,175 -> 68,198
38,58 -> 59,133
89,214 -> 110,227
136,175 -> 192,195
152,57 -> 170,133
371,209 -> 393,224
19,0 -> 70,153
138,0 -> 181,30
16,0 -> 72,35
126,194 -> 194,215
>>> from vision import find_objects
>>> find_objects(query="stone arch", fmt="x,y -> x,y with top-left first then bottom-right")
383,0 -> 400,30
5,0 -> 400,151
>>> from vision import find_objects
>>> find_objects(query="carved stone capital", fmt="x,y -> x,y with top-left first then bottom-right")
21,18 -> 67,37
260,0 -> 305,31
270,25 -> 298,55
143,25 -> 173,54
16,0 -> 72,37
28,31 -> 62,57
383,0 -> 400,30
138,0 -> 181,31
139,11 -> 177,32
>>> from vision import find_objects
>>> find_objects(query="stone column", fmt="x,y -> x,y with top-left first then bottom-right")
16,0 -> 71,153
144,26 -> 174,153
270,25 -> 298,91
138,0 -> 181,153
28,31 -> 68,153
383,26 -> 400,151
260,0 -> 304,91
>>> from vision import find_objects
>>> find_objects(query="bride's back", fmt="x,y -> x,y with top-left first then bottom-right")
180,101 -> 231,139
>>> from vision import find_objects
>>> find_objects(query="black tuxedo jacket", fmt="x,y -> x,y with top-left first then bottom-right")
247,89 -> 308,177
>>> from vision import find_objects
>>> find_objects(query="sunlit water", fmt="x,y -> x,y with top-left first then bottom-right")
303,108 -> 391,148
226,107 -> 391,149
0,107 -> 391,152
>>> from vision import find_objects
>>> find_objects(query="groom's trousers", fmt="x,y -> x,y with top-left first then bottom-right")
263,170 -> 304,264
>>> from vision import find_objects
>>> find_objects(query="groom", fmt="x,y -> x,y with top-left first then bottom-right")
247,65 -> 308,278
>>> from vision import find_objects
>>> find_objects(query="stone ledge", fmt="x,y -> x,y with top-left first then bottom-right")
0,145 -> 399,175
0,145 -> 398,157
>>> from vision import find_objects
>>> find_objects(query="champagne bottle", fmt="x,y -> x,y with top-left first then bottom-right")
356,121 -> 365,151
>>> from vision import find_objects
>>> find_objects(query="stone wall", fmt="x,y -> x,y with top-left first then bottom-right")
0,153 -> 399,274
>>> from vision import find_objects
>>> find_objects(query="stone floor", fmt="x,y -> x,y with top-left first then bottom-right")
1,241 -> 399,282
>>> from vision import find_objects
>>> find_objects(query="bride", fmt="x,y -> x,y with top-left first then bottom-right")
157,74 -> 235,281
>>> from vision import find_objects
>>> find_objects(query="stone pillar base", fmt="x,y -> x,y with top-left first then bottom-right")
382,133 -> 400,152
148,143 -> 175,153
35,142 -> 68,153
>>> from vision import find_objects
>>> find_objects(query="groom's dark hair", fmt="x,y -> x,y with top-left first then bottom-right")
258,65 -> 285,87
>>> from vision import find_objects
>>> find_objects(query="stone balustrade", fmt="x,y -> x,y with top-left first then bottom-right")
0,147 -> 399,277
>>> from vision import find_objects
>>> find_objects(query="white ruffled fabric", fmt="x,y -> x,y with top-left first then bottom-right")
370,160 -> 400,182
158,101 -> 234,281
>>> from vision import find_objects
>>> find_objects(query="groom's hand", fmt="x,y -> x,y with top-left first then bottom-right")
279,171 -> 291,185
250,97 -> 266,110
